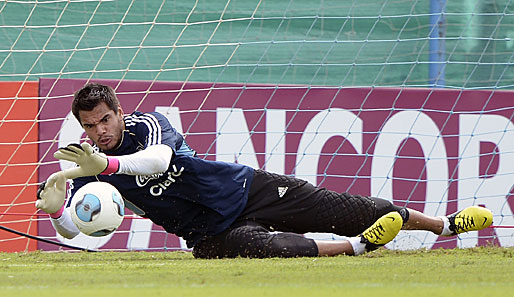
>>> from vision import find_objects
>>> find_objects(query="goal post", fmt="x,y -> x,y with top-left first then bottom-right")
0,0 -> 513,252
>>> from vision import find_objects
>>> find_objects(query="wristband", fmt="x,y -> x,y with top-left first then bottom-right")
101,157 -> 120,175
50,205 -> 65,219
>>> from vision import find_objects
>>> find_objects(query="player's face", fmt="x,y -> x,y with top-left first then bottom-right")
79,102 -> 125,151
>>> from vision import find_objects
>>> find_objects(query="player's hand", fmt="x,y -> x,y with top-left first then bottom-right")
35,171 -> 66,214
54,142 -> 118,179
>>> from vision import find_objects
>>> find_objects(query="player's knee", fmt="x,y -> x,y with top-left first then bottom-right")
192,237 -> 224,259
370,197 -> 409,222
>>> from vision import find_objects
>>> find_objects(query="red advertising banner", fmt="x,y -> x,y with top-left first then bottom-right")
38,78 -> 514,251
0,81 -> 38,252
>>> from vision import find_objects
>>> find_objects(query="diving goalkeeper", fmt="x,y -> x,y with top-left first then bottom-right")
36,83 -> 493,258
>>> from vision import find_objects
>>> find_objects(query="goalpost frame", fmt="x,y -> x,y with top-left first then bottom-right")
429,0 -> 446,87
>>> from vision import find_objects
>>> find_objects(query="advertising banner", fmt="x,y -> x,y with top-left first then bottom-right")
38,78 -> 514,250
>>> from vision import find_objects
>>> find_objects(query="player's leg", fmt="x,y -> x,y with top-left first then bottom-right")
236,170 -> 492,257
241,170 -> 391,237
401,208 -> 444,233
312,205 -> 493,257
313,199 -> 490,255
373,200 -> 493,236
372,197 -> 446,234
316,210 -> 403,256
353,195 -> 493,237
241,170 -> 409,242
193,216 -> 403,258
192,221 -> 319,259
314,240 -> 354,256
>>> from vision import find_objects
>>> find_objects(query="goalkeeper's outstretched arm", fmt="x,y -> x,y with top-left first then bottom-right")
54,142 -> 174,179
38,143 -> 174,238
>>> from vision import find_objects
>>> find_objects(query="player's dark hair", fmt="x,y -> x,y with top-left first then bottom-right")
72,83 -> 120,123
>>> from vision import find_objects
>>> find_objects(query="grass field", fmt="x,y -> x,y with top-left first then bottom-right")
0,247 -> 512,297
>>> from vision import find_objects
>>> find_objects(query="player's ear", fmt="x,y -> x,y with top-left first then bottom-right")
117,106 -> 124,117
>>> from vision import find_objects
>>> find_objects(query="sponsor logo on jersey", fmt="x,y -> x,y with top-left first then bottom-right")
136,172 -> 164,188
149,165 -> 184,197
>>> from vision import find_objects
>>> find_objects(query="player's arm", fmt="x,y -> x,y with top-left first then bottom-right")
50,207 -> 80,239
54,142 -> 173,178
114,144 -> 173,175
42,144 -> 172,238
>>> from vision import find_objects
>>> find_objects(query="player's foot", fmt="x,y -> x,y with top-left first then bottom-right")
447,206 -> 493,235
360,211 -> 403,251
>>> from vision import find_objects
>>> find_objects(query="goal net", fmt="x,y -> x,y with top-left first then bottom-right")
0,0 -> 513,252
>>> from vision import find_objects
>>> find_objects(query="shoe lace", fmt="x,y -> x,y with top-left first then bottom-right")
455,214 -> 475,233
364,223 -> 385,243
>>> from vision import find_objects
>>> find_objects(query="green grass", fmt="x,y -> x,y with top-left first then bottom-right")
0,247 -> 513,297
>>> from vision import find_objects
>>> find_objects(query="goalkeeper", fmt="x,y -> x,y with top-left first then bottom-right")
36,83 -> 493,258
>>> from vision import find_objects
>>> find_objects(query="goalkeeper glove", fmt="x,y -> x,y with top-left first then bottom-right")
54,142 -> 119,179
35,171 -> 67,215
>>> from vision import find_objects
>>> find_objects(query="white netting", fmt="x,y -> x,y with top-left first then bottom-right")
0,0 -> 513,252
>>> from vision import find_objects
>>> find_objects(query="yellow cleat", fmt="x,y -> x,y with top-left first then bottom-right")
360,211 -> 403,251
448,206 -> 493,235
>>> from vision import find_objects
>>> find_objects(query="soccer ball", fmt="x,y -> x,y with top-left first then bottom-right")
70,181 -> 125,237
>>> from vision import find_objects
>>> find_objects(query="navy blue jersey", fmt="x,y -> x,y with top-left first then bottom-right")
68,111 -> 255,247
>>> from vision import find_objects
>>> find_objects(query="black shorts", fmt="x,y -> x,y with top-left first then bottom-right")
240,169 -> 377,235
192,169 -> 388,258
